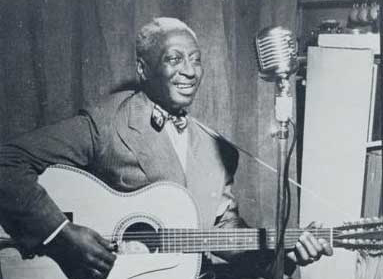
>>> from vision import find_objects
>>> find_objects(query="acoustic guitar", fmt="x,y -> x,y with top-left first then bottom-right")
0,165 -> 382,279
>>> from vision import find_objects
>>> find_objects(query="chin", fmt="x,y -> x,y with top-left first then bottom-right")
170,97 -> 194,111
171,92 -> 195,106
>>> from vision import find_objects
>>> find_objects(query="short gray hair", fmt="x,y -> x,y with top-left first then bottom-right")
136,17 -> 197,60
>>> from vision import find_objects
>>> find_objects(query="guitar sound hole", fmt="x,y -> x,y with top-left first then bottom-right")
123,222 -> 158,253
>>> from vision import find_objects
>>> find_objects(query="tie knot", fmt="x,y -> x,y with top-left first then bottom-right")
151,105 -> 188,133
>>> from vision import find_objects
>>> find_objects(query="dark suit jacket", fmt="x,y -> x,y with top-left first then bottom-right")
0,90 -> 239,255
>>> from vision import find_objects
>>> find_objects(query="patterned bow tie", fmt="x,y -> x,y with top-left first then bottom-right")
151,105 -> 188,133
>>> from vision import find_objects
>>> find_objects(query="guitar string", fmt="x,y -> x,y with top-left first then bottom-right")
109,240 -> 375,253
106,237 -> 335,247
120,238 -> 341,247
100,231 -> 340,248
106,232 -> 336,242
104,231 -> 336,239
113,235 -> 382,247
111,244 -> 382,256
101,231 -> 338,235
97,228 -> 345,238
98,227 -> 378,255
100,227 -> 345,234
100,230 -> 341,238
110,237 -> 379,249
99,233 -> 341,243
98,233 -> 348,247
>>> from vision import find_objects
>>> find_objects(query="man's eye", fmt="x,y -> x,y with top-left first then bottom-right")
167,56 -> 182,64
190,55 -> 201,64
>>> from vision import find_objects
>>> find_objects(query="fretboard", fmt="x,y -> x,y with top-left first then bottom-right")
156,228 -> 335,253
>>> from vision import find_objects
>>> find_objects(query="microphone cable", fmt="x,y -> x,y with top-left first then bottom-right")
274,118 -> 297,263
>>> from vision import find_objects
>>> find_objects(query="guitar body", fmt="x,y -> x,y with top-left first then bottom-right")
0,165 -> 202,279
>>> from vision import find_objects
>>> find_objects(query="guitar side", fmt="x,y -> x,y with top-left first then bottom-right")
0,165 -> 202,279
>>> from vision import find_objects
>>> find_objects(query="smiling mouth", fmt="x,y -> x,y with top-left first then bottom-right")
174,83 -> 195,89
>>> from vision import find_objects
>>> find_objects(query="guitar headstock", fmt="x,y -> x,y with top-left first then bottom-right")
333,217 -> 383,255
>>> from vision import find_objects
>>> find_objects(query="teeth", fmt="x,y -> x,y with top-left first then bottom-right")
176,84 -> 193,89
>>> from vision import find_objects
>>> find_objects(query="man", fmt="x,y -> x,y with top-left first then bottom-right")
0,17 -> 332,279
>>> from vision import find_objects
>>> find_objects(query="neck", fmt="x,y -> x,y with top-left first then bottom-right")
122,227 -> 335,254
144,90 -> 184,116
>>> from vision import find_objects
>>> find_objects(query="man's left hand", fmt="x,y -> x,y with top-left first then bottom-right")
287,222 -> 333,266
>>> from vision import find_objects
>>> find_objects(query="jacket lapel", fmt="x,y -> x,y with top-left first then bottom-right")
115,92 -> 186,186
186,120 -> 225,227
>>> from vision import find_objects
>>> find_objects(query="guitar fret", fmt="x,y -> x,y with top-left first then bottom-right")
160,228 -> 335,253
186,228 -> 189,252
168,229 -> 171,253
161,229 -> 164,253
173,229 -> 176,253
216,230 -> 219,248
175,229 -> 178,253
225,229 -> 228,251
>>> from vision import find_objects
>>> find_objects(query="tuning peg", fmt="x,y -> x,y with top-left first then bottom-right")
358,3 -> 370,23
356,239 -> 365,245
353,220 -> 365,226
349,4 -> 360,23
357,219 -> 366,225
369,2 -> 380,22
364,217 -> 372,223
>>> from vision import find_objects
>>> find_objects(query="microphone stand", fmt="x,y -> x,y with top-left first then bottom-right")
272,76 -> 292,279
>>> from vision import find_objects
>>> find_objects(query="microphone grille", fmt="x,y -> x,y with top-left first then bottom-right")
255,26 -> 298,78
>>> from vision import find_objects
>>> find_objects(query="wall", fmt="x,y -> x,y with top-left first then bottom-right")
0,0 -> 299,235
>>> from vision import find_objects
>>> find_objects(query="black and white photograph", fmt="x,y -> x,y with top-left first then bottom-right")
0,0 -> 382,279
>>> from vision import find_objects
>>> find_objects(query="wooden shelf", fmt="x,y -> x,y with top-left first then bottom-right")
299,0 -> 353,3
367,140 -> 383,149
299,0 -> 354,8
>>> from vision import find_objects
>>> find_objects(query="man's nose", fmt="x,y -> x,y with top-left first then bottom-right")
179,59 -> 196,77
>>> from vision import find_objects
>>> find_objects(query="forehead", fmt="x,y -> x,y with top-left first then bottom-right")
158,30 -> 200,54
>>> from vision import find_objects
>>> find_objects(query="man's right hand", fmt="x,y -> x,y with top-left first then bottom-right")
44,222 -> 117,279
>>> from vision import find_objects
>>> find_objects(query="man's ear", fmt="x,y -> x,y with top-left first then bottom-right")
136,58 -> 150,81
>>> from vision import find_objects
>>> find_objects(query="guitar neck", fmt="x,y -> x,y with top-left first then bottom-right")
158,228 -> 334,253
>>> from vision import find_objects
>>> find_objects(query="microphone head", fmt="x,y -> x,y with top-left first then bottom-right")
255,26 -> 299,79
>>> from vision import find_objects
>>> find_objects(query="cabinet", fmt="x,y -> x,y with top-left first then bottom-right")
298,0 -> 355,55
296,2 -> 383,279
300,46 -> 375,279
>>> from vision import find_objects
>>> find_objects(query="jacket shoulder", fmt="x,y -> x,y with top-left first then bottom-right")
79,91 -> 135,127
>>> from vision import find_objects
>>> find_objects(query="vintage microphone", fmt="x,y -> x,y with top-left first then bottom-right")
255,26 -> 299,279
255,26 -> 298,122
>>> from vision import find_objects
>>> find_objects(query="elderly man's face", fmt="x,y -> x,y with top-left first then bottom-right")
142,30 -> 203,113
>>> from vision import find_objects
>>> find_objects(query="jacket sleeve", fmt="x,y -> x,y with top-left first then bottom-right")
0,113 -> 98,256
213,187 -> 297,278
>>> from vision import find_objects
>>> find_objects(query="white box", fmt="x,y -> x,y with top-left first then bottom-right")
318,33 -> 380,54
